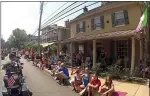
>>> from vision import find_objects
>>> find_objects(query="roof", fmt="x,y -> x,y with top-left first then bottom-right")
70,2 -> 142,23
57,30 -> 141,43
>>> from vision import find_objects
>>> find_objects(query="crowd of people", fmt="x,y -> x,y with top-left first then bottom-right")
21,48 -> 150,96
21,49 -> 115,96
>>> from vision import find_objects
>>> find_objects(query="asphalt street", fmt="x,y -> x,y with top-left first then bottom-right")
0,57 -> 79,96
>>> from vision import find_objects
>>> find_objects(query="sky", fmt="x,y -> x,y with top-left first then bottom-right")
1,2 -> 101,41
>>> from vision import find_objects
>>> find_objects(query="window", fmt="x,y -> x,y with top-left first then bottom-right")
112,10 -> 129,26
79,23 -> 83,32
76,21 -> 85,33
115,40 -> 128,59
91,16 -> 104,30
115,11 -> 125,25
94,17 -> 101,29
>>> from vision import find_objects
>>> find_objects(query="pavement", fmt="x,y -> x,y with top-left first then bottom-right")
40,65 -> 149,96
0,57 -> 80,96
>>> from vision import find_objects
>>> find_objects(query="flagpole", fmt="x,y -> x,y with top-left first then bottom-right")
143,28 -> 146,78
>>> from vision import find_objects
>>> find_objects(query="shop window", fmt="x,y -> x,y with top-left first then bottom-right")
115,40 -> 128,59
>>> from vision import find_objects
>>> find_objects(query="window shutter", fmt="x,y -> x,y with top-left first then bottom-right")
100,16 -> 104,29
111,13 -> 116,27
83,21 -> 86,32
124,10 -> 129,25
91,19 -> 94,30
76,24 -> 79,33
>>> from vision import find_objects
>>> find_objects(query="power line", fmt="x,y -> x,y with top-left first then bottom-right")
32,2 -> 77,36
33,2 -> 99,36
41,2 -> 79,29
41,2 -> 68,25
42,2 -> 99,29
41,2 -> 87,29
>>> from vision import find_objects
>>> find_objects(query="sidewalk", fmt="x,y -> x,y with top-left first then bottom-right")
36,64 -> 149,96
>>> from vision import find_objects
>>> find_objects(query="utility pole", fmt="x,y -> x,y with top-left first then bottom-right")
38,1 -> 44,58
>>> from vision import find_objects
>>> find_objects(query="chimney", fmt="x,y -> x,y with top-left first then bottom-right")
65,19 -> 70,28
83,6 -> 88,13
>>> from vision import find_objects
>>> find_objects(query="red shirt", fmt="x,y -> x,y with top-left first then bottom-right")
90,77 -> 101,88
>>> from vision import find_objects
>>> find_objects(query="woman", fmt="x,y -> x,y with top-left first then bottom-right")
71,69 -> 83,93
82,68 -> 91,87
98,75 -> 114,96
78,68 -> 91,95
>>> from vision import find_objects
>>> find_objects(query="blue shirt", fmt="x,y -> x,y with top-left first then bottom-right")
52,57 -> 57,63
59,67 -> 69,77
83,74 -> 90,86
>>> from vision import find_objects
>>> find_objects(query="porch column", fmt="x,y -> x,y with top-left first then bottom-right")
57,44 -> 59,57
93,40 -> 96,66
140,39 -> 143,60
70,42 -> 73,67
131,37 -> 135,75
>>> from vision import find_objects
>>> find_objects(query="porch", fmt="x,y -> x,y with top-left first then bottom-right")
57,30 -> 146,74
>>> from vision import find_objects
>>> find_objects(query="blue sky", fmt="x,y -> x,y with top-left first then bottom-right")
2,2 -> 101,41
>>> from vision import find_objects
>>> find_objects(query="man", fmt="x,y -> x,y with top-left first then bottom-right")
55,63 -> 69,85
52,60 -> 62,76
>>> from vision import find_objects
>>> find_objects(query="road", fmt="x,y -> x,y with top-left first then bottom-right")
0,57 -> 79,96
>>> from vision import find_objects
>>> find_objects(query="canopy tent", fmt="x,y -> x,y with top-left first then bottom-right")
40,42 -> 55,47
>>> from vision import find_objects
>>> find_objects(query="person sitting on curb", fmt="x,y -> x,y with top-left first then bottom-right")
51,60 -> 62,77
98,75 -> 114,96
71,67 -> 82,75
41,58 -> 48,70
71,68 -> 83,93
55,63 -> 69,85
87,72 -> 101,96
78,67 -> 91,95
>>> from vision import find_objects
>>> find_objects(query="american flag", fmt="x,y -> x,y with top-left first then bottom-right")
8,74 -> 15,87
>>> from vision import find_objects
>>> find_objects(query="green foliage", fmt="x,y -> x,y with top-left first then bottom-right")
7,28 -> 29,49
96,65 -> 148,85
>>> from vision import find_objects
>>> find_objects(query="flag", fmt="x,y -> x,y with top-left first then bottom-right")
136,8 -> 148,32
8,74 -> 15,87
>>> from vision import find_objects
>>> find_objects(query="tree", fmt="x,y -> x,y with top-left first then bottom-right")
7,28 -> 29,49
1,38 -> 5,49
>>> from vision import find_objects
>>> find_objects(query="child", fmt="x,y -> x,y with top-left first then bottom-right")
98,75 -> 114,96
87,72 -> 101,96
71,69 -> 83,93
79,68 -> 91,95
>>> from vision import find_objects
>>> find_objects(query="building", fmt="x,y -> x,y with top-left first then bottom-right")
58,2 -> 145,74
29,35 -> 38,44
58,19 -> 71,54
41,23 -> 70,55
41,25 -> 59,44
